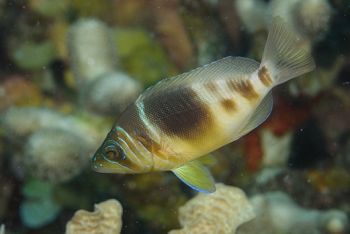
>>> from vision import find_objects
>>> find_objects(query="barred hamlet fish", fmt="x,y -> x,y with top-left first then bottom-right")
92,16 -> 315,193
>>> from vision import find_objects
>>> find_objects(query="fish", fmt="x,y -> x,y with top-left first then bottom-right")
91,16 -> 315,193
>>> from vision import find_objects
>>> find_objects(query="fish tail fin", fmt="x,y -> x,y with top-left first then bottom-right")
260,16 -> 315,85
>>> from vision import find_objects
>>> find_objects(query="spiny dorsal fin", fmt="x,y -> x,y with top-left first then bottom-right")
172,158 -> 216,194
232,91 -> 273,141
136,57 -> 260,102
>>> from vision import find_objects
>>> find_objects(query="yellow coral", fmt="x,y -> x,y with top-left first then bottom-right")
169,183 -> 255,234
65,199 -> 123,234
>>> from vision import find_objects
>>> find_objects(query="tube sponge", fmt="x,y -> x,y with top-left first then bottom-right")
67,18 -> 143,115
24,128 -> 90,183
67,18 -> 117,86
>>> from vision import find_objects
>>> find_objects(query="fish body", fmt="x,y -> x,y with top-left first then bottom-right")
92,16 -> 315,193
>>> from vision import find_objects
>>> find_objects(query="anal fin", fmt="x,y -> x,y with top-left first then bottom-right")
172,157 -> 216,194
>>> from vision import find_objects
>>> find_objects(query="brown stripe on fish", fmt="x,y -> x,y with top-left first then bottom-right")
227,79 -> 259,100
258,66 -> 273,87
142,87 -> 214,141
220,99 -> 237,113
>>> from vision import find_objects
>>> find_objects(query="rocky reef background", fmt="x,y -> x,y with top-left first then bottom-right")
0,0 -> 350,233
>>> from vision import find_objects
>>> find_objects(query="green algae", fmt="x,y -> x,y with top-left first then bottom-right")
113,27 -> 178,87
11,41 -> 56,70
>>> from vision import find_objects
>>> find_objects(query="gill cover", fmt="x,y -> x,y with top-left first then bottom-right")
92,126 -> 154,173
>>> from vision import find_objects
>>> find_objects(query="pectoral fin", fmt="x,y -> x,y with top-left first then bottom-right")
172,158 -> 216,194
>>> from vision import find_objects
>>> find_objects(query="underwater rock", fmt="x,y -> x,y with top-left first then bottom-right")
80,71 -> 142,116
24,127 -> 91,183
65,199 -> 123,234
169,183 -> 255,234
237,191 -> 349,234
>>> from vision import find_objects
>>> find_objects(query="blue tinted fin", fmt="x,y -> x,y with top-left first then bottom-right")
172,158 -> 216,194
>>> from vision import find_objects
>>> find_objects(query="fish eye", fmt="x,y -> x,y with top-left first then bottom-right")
103,142 -> 125,162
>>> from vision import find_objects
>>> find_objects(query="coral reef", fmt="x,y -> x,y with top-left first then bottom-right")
24,128 -> 90,183
237,191 -> 349,234
0,106 -> 105,182
0,1 -> 349,233
169,183 -> 255,233
65,199 -> 123,234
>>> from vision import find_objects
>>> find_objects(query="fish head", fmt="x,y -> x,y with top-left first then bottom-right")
92,126 -> 154,174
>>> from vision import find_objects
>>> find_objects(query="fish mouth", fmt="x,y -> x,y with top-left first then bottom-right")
91,150 -> 126,174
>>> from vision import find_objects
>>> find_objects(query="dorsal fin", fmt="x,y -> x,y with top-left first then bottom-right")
136,57 -> 260,102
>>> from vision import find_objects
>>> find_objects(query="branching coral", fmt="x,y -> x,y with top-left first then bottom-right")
65,199 -> 123,234
169,183 -> 255,234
